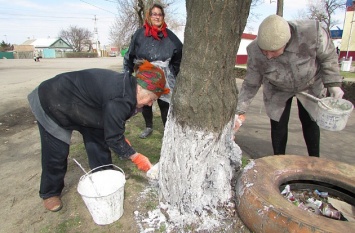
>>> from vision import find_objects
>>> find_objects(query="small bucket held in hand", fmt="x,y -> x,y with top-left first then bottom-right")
316,97 -> 354,131
77,164 -> 126,225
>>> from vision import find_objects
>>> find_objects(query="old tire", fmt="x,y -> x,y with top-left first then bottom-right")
236,155 -> 355,233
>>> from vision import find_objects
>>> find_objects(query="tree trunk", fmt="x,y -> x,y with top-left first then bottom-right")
276,0 -> 284,16
159,0 -> 252,225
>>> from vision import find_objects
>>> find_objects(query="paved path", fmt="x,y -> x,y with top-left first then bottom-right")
0,57 -> 123,115
234,78 -> 355,165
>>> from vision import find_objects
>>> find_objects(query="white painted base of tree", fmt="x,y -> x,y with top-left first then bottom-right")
158,110 -> 242,228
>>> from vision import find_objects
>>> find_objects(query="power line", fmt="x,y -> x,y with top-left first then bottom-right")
0,12 -> 115,20
0,12 -> 93,20
100,0 -> 118,3
79,0 -> 118,15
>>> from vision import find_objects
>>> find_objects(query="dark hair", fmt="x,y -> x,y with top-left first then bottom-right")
147,3 -> 165,18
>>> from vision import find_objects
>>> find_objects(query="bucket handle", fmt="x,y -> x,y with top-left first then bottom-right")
299,92 -> 332,110
87,164 -> 125,176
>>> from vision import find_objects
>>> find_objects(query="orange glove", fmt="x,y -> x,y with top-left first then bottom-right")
234,114 -> 246,132
131,153 -> 152,172
125,138 -> 132,146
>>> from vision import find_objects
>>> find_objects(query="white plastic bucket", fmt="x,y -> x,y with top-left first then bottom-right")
77,164 -> 126,225
316,97 -> 354,131
341,61 -> 351,71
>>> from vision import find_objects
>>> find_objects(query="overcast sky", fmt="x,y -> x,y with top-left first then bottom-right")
0,0 -> 347,46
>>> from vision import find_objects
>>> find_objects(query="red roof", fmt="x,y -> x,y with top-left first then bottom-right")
242,33 -> 257,40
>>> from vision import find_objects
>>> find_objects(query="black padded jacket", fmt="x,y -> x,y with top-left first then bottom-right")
38,68 -> 137,158
123,27 -> 183,81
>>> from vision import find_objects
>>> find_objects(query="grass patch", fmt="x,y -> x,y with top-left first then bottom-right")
241,156 -> 250,168
123,111 -> 164,164
341,70 -> 355,79
40,216 -> 82,233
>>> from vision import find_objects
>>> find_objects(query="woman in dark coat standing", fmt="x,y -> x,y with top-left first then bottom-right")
124,3 -> 183,138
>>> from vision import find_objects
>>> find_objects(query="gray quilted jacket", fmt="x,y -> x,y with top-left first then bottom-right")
237,19 -> 342,121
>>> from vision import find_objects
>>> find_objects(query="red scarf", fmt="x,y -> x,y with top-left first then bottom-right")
144,20 -> 168,41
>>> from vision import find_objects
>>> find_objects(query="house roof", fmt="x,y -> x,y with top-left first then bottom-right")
22,39 -> 37,45
21,38 -> 72,49
242,33 -> 257,40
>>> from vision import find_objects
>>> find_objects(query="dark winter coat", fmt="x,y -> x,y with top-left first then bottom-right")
31,68 -> 137,158
123,27 -> 183,103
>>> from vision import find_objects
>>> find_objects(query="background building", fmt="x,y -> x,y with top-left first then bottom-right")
20,38 -> 73,59
339,0 -> 355,60
235,33 -> 257,65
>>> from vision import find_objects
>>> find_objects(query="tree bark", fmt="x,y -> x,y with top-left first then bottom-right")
159,0 -> 252,224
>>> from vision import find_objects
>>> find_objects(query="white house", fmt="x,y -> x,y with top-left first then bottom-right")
235,33 -> 257,65
21,38 -> 73,58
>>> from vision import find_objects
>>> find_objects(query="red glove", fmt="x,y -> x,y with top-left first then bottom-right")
125,138 -> 132,146
234,114 -> 246,132
131,153 -> 152,172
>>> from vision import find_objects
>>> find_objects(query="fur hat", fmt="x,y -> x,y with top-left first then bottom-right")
135,60 -> 170,98
257,15 -> 291,51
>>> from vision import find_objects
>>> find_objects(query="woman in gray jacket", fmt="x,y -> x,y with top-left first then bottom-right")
235,15 -> 344,157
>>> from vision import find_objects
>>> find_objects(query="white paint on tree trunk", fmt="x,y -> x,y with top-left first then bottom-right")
158,109 -> 242,227
237,160 -> 255,197
146,162 -> 159,180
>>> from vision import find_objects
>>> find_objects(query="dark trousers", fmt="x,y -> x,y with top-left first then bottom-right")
270,98 -> 320,157
142,99 -> 170,128
38,123 -> 112,199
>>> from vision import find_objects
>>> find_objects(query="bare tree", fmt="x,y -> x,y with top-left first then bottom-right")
59,26 -> 93,52
298,0 -> 346,33
109,0 -> 182,49
158,0 -> 252,228
245,0 -> 268,32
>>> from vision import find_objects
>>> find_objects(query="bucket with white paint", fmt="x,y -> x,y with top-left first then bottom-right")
77,164 -> 126,225
316,97 -> 354,131
341,61 -> 351,72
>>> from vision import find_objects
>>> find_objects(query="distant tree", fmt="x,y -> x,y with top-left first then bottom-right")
297,0 -> 346,33
109,0 -> 183,49
245,0 -> 269,32
59,26 -> 93,52
0,40 -> 12,52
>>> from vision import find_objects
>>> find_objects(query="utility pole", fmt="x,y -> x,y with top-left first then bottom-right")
276,0 -> 284,17
93,15 -> 101,57
346,11 -> 355,59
